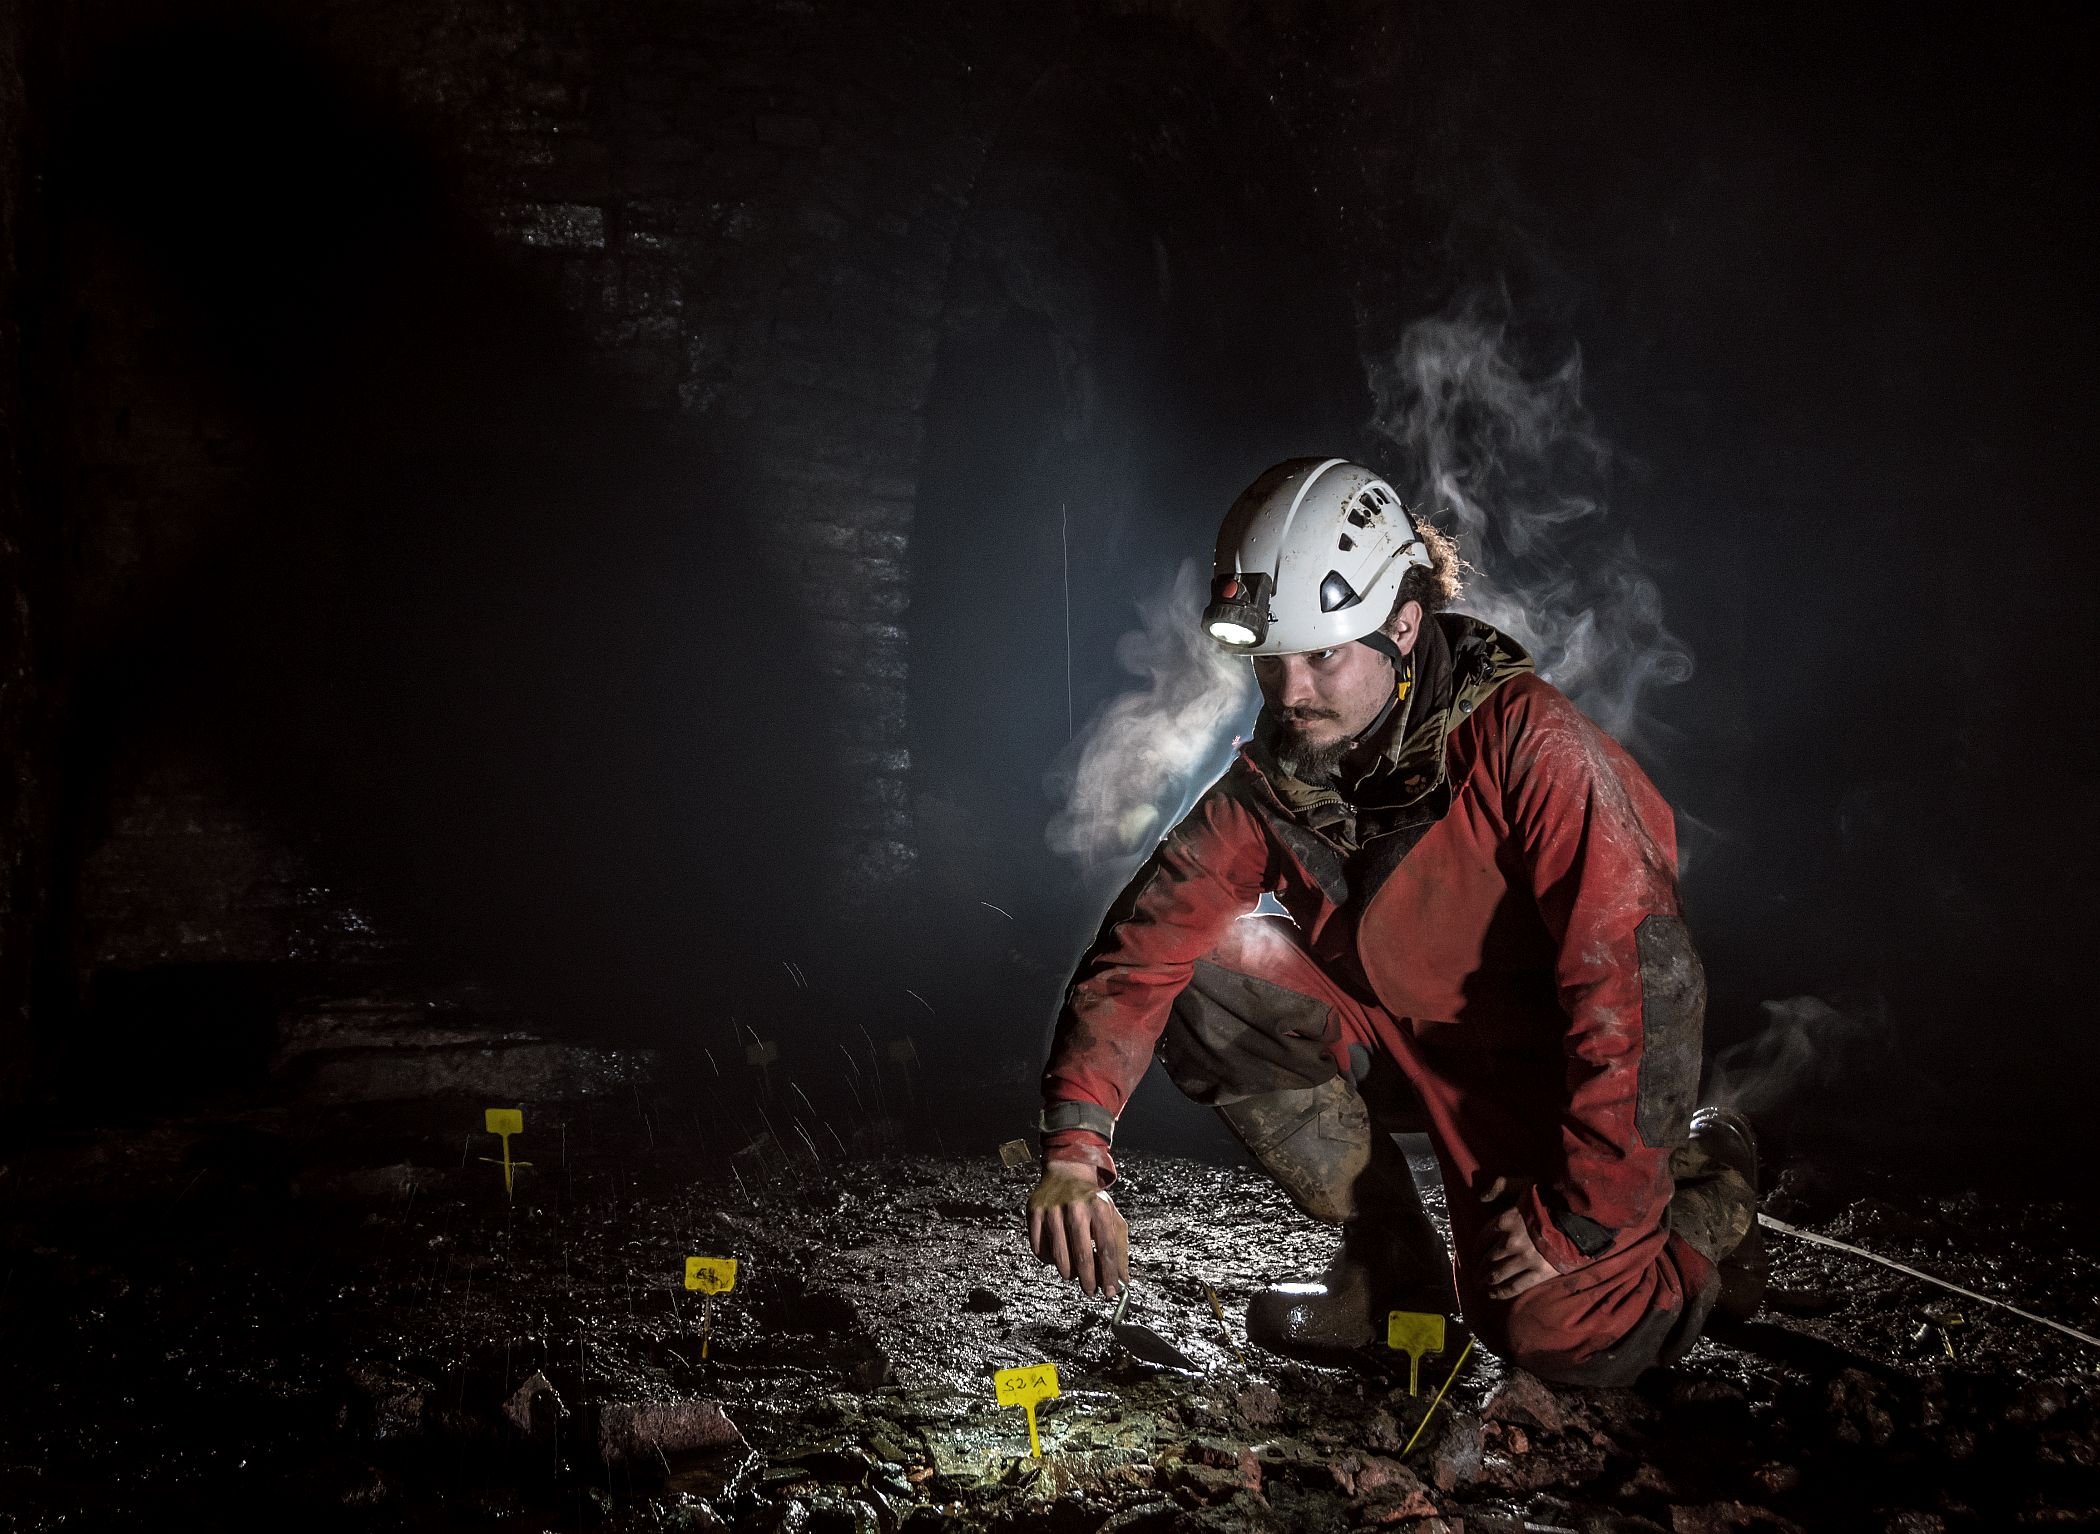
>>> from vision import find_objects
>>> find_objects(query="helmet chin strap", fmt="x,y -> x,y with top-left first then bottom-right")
1347,631 -> 1409,746
1355,630 -> 1403,665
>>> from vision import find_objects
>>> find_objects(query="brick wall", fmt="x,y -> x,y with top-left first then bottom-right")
30,0 -> 1394,1075
390,0 -> 1057,897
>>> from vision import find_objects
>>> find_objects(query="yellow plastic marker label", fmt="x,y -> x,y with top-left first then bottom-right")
684,1257 -> 738,1294
993,1363 -> 1060,1458
744,1040 -> 779,1066
479,1109 -> 530,1199
997,1139 -> 1033,1169
1386,1310 -> 1448,1396
685,1257 -> 738,1360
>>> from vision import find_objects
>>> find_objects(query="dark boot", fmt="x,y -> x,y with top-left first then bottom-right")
1668,1105 -> 1764,1320
1217,1075 -> 1455,1354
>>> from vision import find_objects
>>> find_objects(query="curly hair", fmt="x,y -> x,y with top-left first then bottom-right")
1386,514 -> 1465,625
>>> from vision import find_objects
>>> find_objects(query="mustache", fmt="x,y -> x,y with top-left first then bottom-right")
1278,707 -> 1340,725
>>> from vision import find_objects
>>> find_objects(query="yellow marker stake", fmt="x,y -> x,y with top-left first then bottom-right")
1402,1337 -> 1476,1457
993,1363 -> 1061,1458
685,1257 -> 738,1359
479,1109 -> 531,1199
1385,1310 -> 1448,1396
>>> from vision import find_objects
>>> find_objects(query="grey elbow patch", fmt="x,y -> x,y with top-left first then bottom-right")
1635,913 -> 1705,1147
1543,1188 -> 1615,1258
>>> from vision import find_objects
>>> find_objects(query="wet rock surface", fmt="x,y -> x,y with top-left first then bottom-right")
1,1108 -> 2098,1531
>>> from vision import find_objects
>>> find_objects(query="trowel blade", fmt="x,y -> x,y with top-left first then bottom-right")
1110,1320 -> 1200,1371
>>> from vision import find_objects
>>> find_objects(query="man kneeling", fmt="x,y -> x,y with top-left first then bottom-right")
1021,458 -> 1759,1388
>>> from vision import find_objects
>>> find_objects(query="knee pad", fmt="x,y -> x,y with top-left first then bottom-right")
1160,959 -> 1341,1104
1473,1280 -> 1693,1389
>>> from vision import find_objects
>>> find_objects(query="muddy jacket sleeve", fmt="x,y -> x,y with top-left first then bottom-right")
1039,780 -> 1273,1185
1498,684 -> 1704,1271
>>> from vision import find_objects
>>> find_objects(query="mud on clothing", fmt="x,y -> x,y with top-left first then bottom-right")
1038,613 -> 1717,1382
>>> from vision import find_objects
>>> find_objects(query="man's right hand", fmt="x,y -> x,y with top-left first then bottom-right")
1025,1158 -> 1130,1298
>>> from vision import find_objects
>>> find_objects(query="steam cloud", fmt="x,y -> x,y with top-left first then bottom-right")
1048,298 -> 1695,885
1705,993 -> 1894,1122
1044,559 -> 1255,882
1369,301 -> 1693,745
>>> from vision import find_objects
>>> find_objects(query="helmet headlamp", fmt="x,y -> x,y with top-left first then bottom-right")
1203,570 -> 1273,650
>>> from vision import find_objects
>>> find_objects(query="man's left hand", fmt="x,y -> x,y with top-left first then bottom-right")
1479,1178 -> 1557,1300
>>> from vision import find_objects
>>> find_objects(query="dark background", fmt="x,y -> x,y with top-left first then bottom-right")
0,2 -> 2092,1177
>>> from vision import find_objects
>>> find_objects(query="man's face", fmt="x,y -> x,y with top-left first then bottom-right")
1252,642 -> 1397,771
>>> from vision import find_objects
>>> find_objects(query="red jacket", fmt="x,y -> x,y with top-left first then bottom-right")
1040,616 -> 1704,1273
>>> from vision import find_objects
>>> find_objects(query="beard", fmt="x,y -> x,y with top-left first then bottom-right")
1275,721 -> 1352,783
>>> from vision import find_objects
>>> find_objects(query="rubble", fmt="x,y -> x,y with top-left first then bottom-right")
1,1111 -> 2098,1531
597,1399 -> 746,1466
502,1369 -> 564,1438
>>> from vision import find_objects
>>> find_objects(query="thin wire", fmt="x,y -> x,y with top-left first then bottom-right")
1060,502 -> 1074,741
1402,1336 -> 1475,1456
1759,1213 -> 2100,1350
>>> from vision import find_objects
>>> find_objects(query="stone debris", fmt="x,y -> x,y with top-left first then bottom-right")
501,1370 -> 563,1438
597,1399 -> 746,1466
4,1124 -> 2099,1531
1484,1369 -> 1568,1433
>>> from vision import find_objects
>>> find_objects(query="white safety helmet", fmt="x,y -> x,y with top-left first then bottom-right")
1202,457 -> 1433,656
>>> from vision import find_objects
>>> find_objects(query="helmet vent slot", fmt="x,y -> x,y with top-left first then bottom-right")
1318,570 -> 1362,613
1337,532 -> 1355,552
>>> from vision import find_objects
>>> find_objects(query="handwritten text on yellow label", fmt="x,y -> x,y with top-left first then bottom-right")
685,1257 -> 739,1294
485,1108 -> 523,1136
994,1363 -> 1060,1408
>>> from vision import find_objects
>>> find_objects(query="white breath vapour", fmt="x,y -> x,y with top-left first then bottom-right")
1044,558 -> 1255,884
1369,305 -> 1693,745
1704,994 -> 1893,1122
1047,302 -> 1695,888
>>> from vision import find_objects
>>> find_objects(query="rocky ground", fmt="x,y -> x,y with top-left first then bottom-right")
2,1096 -> 2097,1533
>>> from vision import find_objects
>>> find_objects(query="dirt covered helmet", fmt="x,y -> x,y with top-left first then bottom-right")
1202,458 -> 1432,655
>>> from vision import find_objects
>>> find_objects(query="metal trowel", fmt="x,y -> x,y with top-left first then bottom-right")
1108,1281 -> 1200,1370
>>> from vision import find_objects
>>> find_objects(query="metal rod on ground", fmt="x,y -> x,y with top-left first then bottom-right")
1758,1212 -> 2100,1350
1402,1337 -> 1476,1457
